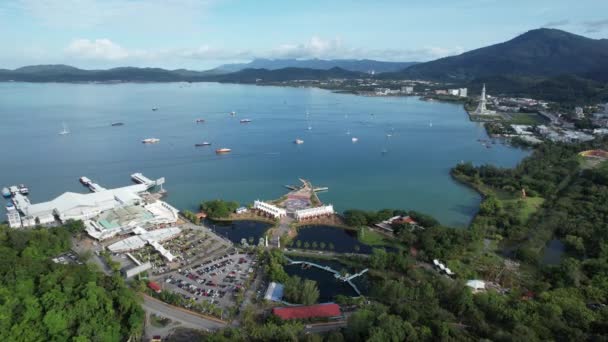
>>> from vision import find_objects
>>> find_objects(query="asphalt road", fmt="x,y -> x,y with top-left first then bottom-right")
142,295 -> 227,332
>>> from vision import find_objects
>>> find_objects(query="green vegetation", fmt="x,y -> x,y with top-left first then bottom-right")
356,227 -> 386,246
283,276 -> 320,305
182,210 -> 201,224
200,199 -> 239,219
0,223 -> 144,341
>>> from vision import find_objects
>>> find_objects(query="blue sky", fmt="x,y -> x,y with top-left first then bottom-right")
1,0 -> 607,69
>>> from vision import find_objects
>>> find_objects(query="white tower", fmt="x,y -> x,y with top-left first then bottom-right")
474,84 -> 488,114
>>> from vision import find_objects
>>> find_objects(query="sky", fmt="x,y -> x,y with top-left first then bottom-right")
1,0 -> 607,70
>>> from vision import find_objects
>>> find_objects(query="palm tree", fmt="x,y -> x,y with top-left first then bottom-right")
296,240 -> 302,248
320,242 -> 326,249
304,241 -> 311,249
329,243 -> 335,250
312,241 -> 318,249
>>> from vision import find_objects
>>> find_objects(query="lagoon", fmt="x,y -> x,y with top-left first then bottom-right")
0,82 -> 528,226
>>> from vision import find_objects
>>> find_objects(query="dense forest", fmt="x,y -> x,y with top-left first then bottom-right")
0,221 -> 144,341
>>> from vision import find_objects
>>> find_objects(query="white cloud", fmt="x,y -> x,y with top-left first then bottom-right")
582,19 -> 608,33
263,36 -> 463,62
65,39 -> 131,60
63,36 -> 464,68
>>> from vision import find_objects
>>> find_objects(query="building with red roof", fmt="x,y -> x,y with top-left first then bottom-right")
272,303 -> 341,320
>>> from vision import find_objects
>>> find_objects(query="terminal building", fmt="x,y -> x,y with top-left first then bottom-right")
6,173 -> 179,241
253,200 -> 287,218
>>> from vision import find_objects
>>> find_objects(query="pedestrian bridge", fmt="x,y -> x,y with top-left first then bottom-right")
285,257 -> 368,296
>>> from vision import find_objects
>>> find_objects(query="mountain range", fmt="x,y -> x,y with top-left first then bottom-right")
1,28 -> 607,103
213,58 -> 418,73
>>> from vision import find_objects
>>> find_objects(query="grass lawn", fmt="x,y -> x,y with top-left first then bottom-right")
507,113 -> 548,125
502,196 -> 545,222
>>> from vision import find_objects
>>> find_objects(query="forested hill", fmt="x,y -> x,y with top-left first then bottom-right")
0,64 -> 365,83
0,222 -> 144,340
392,28 -> 608,81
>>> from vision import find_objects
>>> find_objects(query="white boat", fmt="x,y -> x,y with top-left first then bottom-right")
142,138 -> 160,144
2,187 -> 10,198
18,184 -> 29,195
294,139 -> 304,145
351,137 -> 359,143
230,111 -> 236,116
59,122 -> 70,135
240,119 -> 252,123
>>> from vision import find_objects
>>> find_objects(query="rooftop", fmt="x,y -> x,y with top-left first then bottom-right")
272,303 -> 341,320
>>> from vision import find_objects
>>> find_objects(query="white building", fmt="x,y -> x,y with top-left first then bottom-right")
401,86 -> 414,94
575,107 -> 584,119
448,89 -> 460,96
253,200 -> 286,218
459,88 -> 468,97
123,262 -> 152,278
294,205 -> 334,221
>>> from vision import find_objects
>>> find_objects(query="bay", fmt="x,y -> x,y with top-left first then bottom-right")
0,82 -> 528,226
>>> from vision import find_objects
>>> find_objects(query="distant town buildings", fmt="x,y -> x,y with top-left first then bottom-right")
402,86 -> 414,94
575,106 -> 584,119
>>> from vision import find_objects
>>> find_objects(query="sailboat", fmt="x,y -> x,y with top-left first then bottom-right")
59,122 -> 70,135
306,111 -> 312,130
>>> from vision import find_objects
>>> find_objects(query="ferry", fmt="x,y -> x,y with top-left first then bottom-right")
142,138 -> 160,144
351,137 -> 359,143
79,176 -> 91,185
240,119 -> 252,123
195,142 -> 212,147
1,187 -> 10,198
18,184 -> 29,195
216,148 -> 232,154
111,122 -> 124,126
195,119 -> 205,123
294,139 -> 304,145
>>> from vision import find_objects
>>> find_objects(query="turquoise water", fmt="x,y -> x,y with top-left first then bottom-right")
0,82 -> 528,226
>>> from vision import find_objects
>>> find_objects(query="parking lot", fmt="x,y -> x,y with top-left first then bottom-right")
131,227 -> 231,275
156,252 -> 257,309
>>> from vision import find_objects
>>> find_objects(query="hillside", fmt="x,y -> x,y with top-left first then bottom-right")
207,67 -> 366,83
394,28 -> 608,81
214,58 -> 417,73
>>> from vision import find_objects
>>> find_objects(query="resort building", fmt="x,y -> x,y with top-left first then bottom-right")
293,205 -> 334,221
253,200 -> 287,218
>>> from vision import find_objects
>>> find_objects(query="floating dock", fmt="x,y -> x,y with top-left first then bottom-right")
79,176 -> 106,192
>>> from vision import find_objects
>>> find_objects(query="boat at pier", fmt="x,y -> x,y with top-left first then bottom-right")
2,187 -> 10,198
18,184 -> 29,195
142,138 -> 160,144
79,177 -> 91,185
195,142 -> 212,147
216,148 -> 232,154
